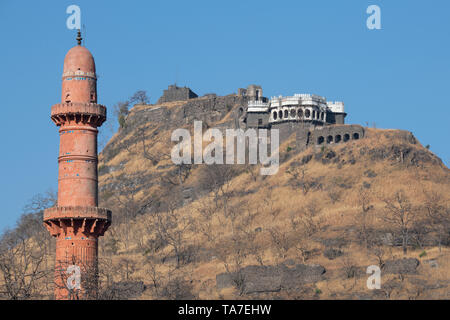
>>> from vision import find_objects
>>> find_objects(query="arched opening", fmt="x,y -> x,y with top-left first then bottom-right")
290,109 -> 296,117
317,136 -> 324,145
335,135 -> 341,143
312,110 -> 316,119
321,112 -> 325,120
278,110 -> 283,119
298,109 -> 303,118
284,110 -> 289,118
343,133 -> 350,142
327,135 -> 333,144
353,133 -> 360,140
273,111 -> 278,120
305,109 -> 311,118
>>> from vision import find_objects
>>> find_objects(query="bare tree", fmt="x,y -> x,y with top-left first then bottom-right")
286,164 -> 314,195
117,257 -> 137,281
194,198 -> 220,242
22,189 -> 57,214
293,231 -> 313,263
382,190 -> 417,255
355,187 -> 374,249
0,191 -> 56,299
160,163 -> 193,187
268,227 -> 292,260
372,244 -> 386,268
152,201 -> 194,268
129,90 -> 150,105
297,201 -> 324,237
215,237 -> 248,296
263,192 -> 280,220
199,164 -> 237,217
113,101 -> 130,129
0,230 -> 48,299
423,191 -> 450,252
138,127 -> 170,165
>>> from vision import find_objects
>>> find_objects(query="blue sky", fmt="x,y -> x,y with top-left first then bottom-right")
0,0 -> 449,230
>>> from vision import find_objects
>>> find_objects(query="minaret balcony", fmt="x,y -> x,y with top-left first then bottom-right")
43,206 -> 112,237
51,102 -> 107,126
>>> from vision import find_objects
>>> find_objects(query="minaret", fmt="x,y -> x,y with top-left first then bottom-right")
44,30 -> 111,300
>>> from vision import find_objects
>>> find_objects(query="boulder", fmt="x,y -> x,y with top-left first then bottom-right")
382,258 -> 419,274
101,281 -> 145,300
216,263 -> 326,294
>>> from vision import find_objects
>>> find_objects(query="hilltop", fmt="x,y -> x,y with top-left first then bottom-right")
94,94 -> 450,300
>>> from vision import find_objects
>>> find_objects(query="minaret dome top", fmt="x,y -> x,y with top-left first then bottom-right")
63,44 -> 96,74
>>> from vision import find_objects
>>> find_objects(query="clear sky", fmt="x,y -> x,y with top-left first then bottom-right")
0,0 -> 449,230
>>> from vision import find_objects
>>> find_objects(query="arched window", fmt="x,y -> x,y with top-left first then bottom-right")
327,135 -> 333,143
298,109 -> 303,118
278,110 -> 283,119
335,135 -> 341,143
290,109 -> 296,117
312,110 -> 316,119
284,110 -> 289,118
273,111 -> 277,120
343,134 -> 350,142
65,93 -> 71,103
317,136 -> 324,145
353,133 -> 360,140
305,109 -> 311,118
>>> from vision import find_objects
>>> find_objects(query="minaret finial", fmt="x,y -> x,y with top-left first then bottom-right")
76,29 -> 82,45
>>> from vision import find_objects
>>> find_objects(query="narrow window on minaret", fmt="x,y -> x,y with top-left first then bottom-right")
65,93 -> 71,103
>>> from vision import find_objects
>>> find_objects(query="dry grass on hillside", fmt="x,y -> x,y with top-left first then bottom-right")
95,121 -> 450,299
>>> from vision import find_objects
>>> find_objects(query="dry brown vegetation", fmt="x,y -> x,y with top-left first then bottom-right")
1,100 -> 449,300
92,101 -> 450,300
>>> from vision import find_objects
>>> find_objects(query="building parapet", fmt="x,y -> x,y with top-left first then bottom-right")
327,101 -> 345,113
247,100 -> 270,112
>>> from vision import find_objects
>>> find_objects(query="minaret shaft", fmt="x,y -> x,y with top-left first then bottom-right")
44,36 -> 111,300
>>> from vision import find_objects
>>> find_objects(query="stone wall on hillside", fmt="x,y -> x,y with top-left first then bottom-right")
181,95 -> 247,126
157,84 -> 198,104
311,124 -> 365,146
127,95 -> 248,129
295,124 -> 365,152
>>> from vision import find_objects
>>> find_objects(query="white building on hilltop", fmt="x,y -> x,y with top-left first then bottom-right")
243,88 -> 347,128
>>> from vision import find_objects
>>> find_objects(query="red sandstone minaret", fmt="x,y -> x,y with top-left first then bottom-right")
44,31 -> 111,300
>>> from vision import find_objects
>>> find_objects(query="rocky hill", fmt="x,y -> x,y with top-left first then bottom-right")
95,95 -> 450,300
